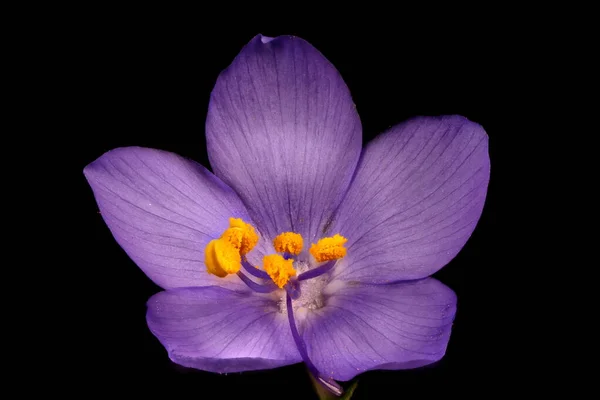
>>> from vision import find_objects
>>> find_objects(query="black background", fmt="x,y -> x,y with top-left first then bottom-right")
72,16 -> 506,399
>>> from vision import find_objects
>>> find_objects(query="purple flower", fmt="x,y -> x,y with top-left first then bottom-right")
84,34 -> 489,396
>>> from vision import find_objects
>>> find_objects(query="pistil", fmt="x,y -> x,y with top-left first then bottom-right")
286,293 -> 343,397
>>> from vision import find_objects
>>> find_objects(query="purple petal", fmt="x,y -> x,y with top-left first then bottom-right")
331,116 -> 490,283
206,34 -> 362,243
146,286 -> 301,373
303,278 -> 456,381
84,146 -> 270,290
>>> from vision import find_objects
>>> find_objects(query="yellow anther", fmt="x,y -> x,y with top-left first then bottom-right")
204,238 -> 242,277
273,232 -> 304,255
309,234 -> 348,262
220,217 -> 258,256
263,254 -> 296,288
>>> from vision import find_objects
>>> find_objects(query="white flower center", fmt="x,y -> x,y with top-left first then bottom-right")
277,260 -> 330,313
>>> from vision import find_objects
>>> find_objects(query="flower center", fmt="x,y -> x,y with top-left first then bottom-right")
277,260 -> 329,312
204,218 -> 348,397
205,223 -> 347,292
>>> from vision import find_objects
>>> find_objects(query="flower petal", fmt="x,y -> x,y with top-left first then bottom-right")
303,278 -> 456,381
146,286 -> 301,373
206,34 -> 362,243
84,146 -> 270,290
331,116 -> 490,283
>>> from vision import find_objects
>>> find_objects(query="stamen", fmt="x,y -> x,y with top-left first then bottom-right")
298,260 -> 336,281
273,232 -> 303,255
205,238 -> 241,277
204,217 -> 260,278
263,254 -> 296,288
309,234 -> 348,262
286,294 -> 343,397
236,271 -> 278,293
285,278 -> 301,300
242,260 -> 270,280
221,217 -> 258,256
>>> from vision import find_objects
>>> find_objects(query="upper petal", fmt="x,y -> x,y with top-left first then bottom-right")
146,286 -> 301,373
303,278 -> 456,381
84,146 -> 269,290
330,116 -> 490,283
206,34 -> 362,243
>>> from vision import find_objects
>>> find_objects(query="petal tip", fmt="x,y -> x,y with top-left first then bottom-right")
145,291 -> 163,309
83,146 -> 134,182
250,34 -> 308,49
258,34 -> 275,43
404,115 -> 489,148
83,146 -> 154,176
82,161 -> 96,180
445,115 -> 488,141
